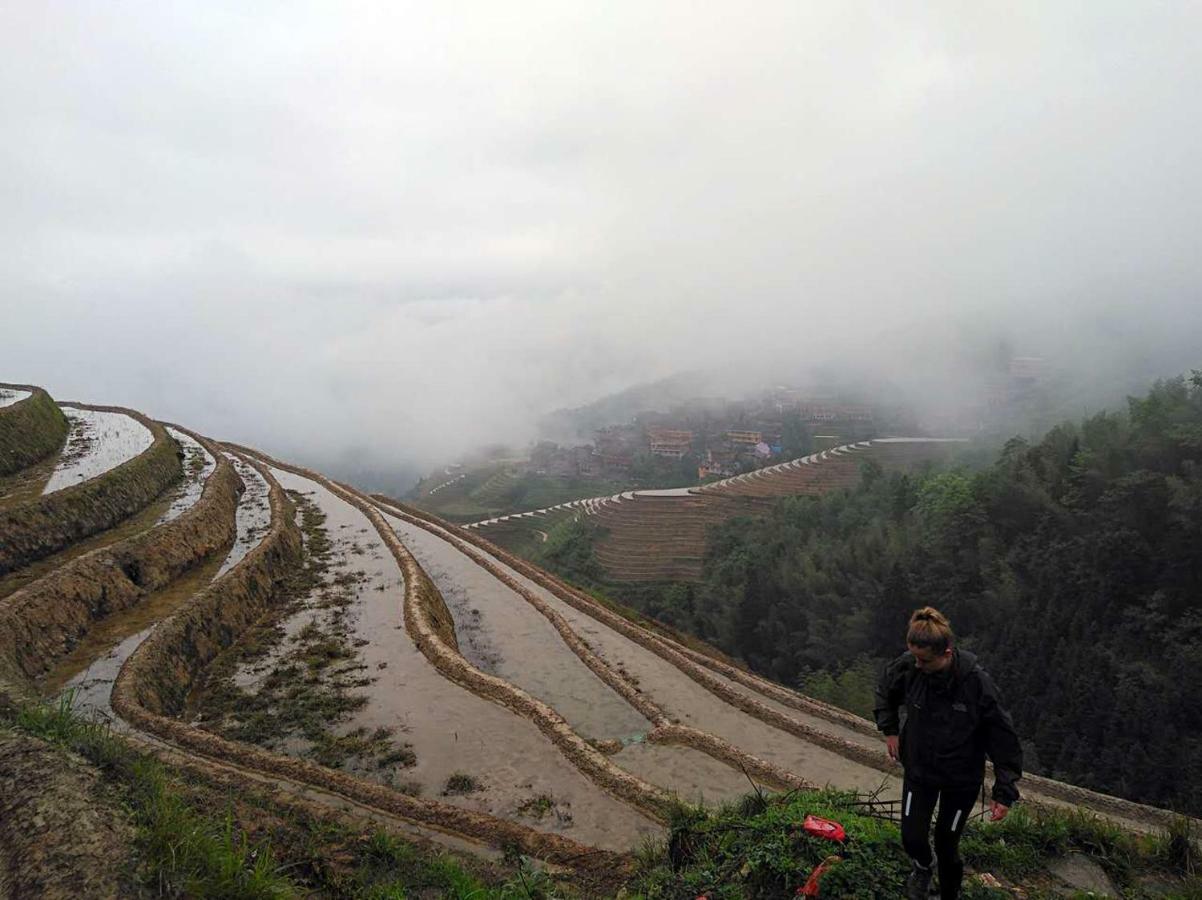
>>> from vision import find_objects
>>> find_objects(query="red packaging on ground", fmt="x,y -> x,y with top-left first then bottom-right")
801,815 -> 846,843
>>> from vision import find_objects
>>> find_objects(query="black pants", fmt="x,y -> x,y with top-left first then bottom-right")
901,778 -> 981,899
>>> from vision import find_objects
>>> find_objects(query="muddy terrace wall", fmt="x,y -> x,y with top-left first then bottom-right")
110,455 -> 631,872
0,432 -> 239,689
0,385 -> 68,477
0,405 -> 182,576
114,453 -> 301,716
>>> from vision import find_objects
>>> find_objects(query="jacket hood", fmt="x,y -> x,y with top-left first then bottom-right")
954,648 -> 979,679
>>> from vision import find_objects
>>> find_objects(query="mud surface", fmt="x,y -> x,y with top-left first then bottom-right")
43,408 -> 153,494
612,741 -> 757,806
216,452 -> 271,578
0,728 -> 133,898
195,468 -> 660,852
387,514 -> 651,742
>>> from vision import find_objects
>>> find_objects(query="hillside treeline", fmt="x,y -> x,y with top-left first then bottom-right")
688,372 -> 1202,814
537,373 -> 1202,815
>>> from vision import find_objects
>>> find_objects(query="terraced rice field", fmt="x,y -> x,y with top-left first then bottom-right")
42,406 -> 153,494
466,438 -> 965,582
214,451 -> 271,577
155,427 -> 216,525
0,384 -> 1185,886
193,464 -> 660,851
49,449 -> 270,722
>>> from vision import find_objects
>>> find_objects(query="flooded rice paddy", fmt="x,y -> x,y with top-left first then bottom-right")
430,532 -> 899,797
42,408 -> 152,494
0,388 -> 31,408
374,505 -> 896,800
0,487 -> 175,602
154,428 -> 215,526
196,468 -> 659,851
214,453 -> 271,578
613,741 -> 756,805
384,514 -> 651,742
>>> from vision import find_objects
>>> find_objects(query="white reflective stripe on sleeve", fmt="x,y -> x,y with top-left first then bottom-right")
905,791 -> 912,816
951,809 -> 962,831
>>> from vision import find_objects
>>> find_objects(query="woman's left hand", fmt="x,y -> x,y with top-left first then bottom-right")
989,801 -> 1010,821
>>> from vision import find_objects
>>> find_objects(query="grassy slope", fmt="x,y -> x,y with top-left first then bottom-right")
0,388 -> 69,477
5,696 -> 573,898
627,787 -> 1201,899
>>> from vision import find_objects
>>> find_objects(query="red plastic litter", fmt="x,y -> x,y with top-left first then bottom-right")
796,855 -> 841,896
802,815 -> 846,843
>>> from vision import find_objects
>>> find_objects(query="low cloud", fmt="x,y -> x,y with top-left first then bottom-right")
3,3 -> 1201,479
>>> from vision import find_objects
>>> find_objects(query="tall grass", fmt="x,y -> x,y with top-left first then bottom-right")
12,694 -> 295,898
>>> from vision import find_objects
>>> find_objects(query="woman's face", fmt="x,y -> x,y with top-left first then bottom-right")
908,643 -> 953,673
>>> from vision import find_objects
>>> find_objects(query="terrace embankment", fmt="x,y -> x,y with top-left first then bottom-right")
51,451 -> 276,722
0,384 -> 69,478
0,405 -> 182,577
0,423 -> 220,603
386,513 -> 652,742
377,498 -> 892,795
112,453 -> 652,864
0,432 -> 237,693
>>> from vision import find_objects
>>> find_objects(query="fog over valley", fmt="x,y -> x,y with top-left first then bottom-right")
4,3 -> 1202,484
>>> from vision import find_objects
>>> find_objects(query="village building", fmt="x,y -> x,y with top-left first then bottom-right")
647,428 -> 694,459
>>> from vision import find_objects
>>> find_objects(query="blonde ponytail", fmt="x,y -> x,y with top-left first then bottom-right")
907,606 -> 954,653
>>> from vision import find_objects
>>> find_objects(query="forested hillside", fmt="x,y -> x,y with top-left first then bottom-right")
691,372 -> 1202,815
537,373 -> 1202,816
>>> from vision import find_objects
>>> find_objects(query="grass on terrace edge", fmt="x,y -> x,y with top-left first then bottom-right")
627,784 -> 1201,899
6,694 -> 1201,897
4,694 -> 564,898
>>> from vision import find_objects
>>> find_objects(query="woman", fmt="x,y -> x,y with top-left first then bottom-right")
873,607 -> 1023,900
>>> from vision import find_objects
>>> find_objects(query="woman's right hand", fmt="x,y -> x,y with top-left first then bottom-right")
886,735 -> 900,762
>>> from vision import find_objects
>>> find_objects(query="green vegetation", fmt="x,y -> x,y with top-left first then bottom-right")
6,695 -> 569,897
684,372 -> 1202,816
416,465 -> 631,524
0,387 -> 69,477
14,694 -> 293,898
529,371 -> 1202,818
628,786 -> 1202,898
442,772 -> 483,795
532,518 -> 611,585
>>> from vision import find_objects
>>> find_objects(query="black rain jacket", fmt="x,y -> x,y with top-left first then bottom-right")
873,649 -> 1023,806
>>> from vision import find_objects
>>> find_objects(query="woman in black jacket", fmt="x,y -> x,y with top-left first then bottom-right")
873,607 -> 1023,900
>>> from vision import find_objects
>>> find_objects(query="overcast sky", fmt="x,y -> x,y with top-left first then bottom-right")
3,3 -> 1201,475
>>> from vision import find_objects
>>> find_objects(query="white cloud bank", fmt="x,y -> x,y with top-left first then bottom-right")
3,2 -> 1201,471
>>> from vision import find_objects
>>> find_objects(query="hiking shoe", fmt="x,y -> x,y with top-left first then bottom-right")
906,862 -> 933,899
